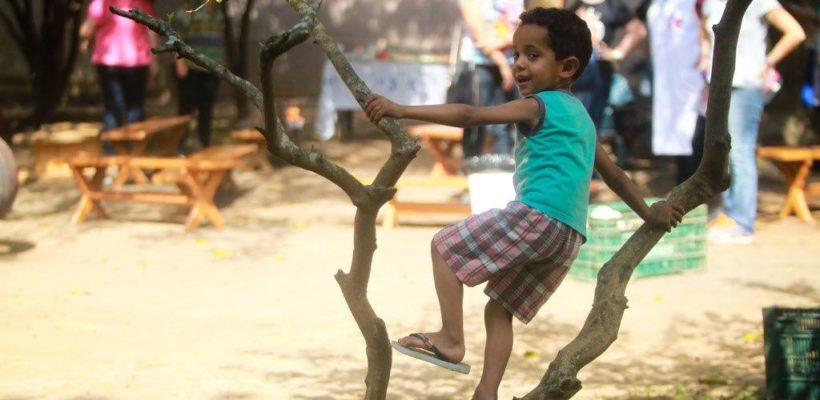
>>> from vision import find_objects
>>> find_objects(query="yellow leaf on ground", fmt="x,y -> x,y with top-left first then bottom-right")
742,330 -> 763,344
289,221 -> 311,231
211,248 -> 232,258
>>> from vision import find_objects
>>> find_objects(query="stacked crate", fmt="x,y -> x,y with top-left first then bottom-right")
569,199 -> 707,281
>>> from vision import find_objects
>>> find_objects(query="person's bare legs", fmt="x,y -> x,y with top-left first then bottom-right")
397,241 -> 465,363
473,299 -> 513,400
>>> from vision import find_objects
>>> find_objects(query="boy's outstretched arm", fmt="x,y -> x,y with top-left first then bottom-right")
594,142 -> 684,231
365,94 -> 540,128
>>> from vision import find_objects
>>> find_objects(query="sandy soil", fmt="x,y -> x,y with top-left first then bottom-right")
1,137 -> 818,400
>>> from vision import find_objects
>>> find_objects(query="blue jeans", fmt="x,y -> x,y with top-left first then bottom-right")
96,65 -> 149,154
572,54 -> 614,133
448,63 -> 517,158
722,87 -> 764,233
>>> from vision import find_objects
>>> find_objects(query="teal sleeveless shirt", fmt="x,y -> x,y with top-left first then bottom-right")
513,90 -> 596,238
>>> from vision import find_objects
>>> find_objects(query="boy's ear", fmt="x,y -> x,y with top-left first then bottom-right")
559,56 -> 581,80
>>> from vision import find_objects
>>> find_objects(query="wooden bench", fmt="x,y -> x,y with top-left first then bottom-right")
757,146 -> 820,223
381,175 -> 471,228
407,124 -> 464,176
13,122 -> 102,179
230,128 -> 272,171
68,144 -> 257,230
100,115 -> 193,187
372,124 -> 471,228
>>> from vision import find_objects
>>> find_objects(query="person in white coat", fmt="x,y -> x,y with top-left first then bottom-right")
648,0 -> 706,184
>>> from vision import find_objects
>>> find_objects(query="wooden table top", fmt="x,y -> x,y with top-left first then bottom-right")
757,146 -> 820,162
99,115 -> 193,142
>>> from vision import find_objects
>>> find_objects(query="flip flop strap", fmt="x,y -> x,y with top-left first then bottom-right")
409,332 -> 448,361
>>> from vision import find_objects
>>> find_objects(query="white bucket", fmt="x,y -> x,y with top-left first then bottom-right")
467,172 -> 515,215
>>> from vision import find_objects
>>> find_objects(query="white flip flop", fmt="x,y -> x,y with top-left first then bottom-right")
391,333 -> 471,374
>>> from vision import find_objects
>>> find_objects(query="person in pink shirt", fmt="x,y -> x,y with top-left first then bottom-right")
80,0 -> 157,153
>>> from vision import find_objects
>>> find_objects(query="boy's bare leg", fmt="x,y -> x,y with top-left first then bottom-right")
473,299 -> 513,400
397,241 -> 465,363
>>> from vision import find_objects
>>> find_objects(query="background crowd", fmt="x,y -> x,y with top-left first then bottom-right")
449,0 -> 809,244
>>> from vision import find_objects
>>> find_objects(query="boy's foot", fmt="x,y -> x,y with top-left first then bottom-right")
392,332 -> 470,374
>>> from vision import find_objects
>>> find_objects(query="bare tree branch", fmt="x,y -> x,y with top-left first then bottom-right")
110,6 -> 263,110
285,0 -> 420,190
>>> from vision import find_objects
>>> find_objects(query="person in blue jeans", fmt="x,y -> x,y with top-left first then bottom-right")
448,0 -> 523,158
80,0 -> 157,155
701,0 -> 805,244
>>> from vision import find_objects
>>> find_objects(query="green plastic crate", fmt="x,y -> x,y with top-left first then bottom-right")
763,307 -> 820,400
569,199 -> 707,281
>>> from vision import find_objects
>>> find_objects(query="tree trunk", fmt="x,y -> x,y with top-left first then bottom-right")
0,0 -> 84,126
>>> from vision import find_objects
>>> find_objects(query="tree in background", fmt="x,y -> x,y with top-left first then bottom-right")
0,0 -> 85,127
220,0 -> 256,122
116,0 -> 749,397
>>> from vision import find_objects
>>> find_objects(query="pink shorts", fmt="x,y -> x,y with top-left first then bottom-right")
433,201 -> 582,323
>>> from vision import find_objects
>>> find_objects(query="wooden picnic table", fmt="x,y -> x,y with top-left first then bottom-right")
68,144 -> 257,230
230,129 -> 272,171
380,124 -> 470,228
757,145 -> 820,224
100,115 -> 193,187
407,124 -> 464,176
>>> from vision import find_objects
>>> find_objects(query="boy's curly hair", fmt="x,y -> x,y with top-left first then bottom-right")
519,7 -> 592,80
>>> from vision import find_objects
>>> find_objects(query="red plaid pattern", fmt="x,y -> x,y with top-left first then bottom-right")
433,201 -> 582,323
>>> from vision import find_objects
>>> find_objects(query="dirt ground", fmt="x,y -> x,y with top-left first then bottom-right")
1,136 -> 818,400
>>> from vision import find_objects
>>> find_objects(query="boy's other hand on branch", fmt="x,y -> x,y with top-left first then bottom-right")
365,94 -> 402,123
646,201 -> 685,232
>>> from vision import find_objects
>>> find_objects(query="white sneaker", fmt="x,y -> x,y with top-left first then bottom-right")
708,226 -> 755,245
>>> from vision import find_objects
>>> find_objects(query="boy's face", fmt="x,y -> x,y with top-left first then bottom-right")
511,24 -> 570,95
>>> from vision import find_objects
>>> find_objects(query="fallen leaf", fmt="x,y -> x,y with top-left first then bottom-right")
523,350 -> 538,359
742,330 -> 763,344
195,237 -> 207,246
211,248 -> 232,258
289,221 -> 311,231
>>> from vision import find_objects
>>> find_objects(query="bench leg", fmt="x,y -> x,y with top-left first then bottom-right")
70,166 -> 109,224
182,169 -> 227,230
382,199 -> 398,229
776,159 -> 814,223
423,137 -> 460,176
111,143 -> 150,188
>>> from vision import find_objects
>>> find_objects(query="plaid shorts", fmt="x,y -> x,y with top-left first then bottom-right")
433,201 -> 583,323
